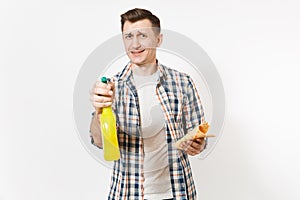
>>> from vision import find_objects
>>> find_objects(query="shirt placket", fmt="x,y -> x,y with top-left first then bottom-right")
125,75 -> 145,199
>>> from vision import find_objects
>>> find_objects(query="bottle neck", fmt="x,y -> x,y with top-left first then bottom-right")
102,106 -> 113,114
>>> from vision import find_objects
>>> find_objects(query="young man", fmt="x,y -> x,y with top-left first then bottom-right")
90,8 -> 206,200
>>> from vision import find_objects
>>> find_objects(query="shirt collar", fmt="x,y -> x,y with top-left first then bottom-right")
118,60 -> 167,83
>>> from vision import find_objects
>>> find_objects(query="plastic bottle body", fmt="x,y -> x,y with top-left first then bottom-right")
100,107 -> 120,161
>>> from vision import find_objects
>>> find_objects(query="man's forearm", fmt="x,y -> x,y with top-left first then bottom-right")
90,112 -> 103,149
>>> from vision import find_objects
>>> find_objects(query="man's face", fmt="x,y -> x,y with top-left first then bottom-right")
122,19 -> 162,66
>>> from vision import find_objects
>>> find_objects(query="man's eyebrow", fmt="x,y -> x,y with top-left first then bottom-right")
123,29 -> 151,35
137,30 -> 148,35
123,32 -> 132,36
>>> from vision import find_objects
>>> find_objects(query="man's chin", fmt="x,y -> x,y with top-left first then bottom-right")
129,58 -> 145,65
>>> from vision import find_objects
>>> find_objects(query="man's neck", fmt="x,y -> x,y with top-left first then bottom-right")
132,61 -> 158,76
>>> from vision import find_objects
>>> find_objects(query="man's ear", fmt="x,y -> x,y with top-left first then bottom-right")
157,33 -> 163,47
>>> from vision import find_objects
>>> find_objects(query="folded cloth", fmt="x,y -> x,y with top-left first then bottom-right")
175,122 -> 213,150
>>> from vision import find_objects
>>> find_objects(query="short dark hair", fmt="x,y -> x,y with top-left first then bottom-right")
120,8 -> 161,33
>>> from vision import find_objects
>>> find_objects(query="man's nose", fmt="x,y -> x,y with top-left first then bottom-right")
132,36 -> 141,48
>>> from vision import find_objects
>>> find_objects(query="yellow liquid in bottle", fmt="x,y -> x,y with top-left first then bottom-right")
100,107 -> 120,161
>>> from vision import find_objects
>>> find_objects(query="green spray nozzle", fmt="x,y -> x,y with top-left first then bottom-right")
101,77 -> 108,84
101,77 -> 111,84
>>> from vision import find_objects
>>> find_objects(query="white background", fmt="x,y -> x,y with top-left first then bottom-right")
1,0 -> 300,199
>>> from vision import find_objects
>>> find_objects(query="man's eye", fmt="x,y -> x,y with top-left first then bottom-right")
140,34 -> 147,39
124,35 -> 133,39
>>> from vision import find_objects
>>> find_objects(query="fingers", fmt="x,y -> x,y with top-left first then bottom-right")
94,87 -> 113,97
94,81 -> 114,96
181,138 -> 206,156
90,81 -> 115,111
91,94 -> 113,108
180,140 -> 193,150
193,138 -> 205,147
107,81 -> 115,91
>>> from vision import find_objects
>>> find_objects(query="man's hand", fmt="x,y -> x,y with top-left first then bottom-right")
180,138 -> 206,156
89,80 -> 115,149
90,80 -> 115,114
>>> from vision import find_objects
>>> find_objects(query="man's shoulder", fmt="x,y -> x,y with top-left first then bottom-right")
160,63 -> 192,81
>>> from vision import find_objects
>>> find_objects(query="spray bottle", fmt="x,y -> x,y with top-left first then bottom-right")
99,77 -> 120,161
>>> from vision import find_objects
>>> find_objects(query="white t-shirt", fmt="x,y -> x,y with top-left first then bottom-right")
133,71 -> 173,200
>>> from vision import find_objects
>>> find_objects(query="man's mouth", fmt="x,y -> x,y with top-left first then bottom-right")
130,49 -> 145,56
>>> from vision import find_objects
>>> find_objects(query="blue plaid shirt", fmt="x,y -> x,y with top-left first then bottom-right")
107,61 -> 205,200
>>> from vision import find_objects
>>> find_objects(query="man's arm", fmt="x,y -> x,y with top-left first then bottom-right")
182,75 -> 207,156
